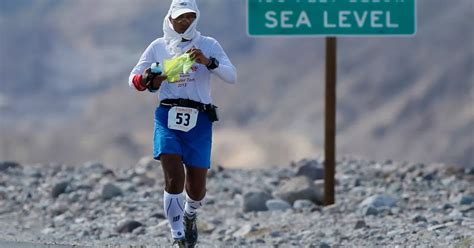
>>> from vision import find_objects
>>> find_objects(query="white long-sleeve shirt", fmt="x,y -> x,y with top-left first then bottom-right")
129,35 -> 237,104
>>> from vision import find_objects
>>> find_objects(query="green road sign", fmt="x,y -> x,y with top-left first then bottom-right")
247,0 -> 416,36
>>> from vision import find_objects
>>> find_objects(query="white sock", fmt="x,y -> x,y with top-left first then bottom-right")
184,194 -> 204,218
163,191 -> 185,239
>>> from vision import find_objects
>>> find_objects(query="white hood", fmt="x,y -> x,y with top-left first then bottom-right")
163,0 -> 201,56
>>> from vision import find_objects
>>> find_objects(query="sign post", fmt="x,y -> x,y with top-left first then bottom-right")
247,0 -> 416,206
324,37 -> 337,205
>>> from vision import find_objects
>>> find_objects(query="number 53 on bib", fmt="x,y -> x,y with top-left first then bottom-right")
168,107 -> 199,132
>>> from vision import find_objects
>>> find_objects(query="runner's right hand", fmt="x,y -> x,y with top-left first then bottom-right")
141,68 -> 168,90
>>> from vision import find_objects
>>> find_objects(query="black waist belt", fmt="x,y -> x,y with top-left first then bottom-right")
160,98 -> 213,112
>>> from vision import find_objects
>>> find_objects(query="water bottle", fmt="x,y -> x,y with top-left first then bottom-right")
150,62 -> 162,75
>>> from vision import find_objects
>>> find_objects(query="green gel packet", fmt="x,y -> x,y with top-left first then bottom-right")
163,53 -> 195,83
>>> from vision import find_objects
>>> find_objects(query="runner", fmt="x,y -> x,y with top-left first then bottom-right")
128,0 -> 237,247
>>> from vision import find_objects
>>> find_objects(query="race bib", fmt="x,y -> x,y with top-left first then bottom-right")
167,106 -> 199,132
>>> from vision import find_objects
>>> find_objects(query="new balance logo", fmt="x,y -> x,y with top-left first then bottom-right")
173,215 -> 180,222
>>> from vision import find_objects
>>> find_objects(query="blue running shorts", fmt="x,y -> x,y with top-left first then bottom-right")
153,105 -> 213,169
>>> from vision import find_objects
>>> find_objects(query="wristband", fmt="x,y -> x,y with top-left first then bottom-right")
206,57 -> 219,70
132,74 -> 146,91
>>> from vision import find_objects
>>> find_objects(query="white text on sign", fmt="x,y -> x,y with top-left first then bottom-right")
264,10 -> 399,29
324,11 -> 399,28
265,11 -> 312,28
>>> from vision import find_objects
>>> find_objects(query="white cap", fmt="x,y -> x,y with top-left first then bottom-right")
170,0 -> 197,19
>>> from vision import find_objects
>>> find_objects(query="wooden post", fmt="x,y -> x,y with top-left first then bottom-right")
324,37 -> 337,206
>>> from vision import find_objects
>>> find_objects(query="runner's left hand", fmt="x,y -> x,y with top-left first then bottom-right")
187,48 -> 210,66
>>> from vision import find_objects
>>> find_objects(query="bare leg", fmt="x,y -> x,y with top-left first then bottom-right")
160,154 -> 185,193
160,154 -> 186,240
185,166 -> 208,200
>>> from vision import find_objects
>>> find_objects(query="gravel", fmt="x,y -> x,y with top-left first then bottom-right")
0,156 -> 472,247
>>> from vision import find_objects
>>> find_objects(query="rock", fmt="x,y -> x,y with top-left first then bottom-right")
456,194 -> 474,205
293,199 -> 316,209
265,199 -> 292,211
84,162 -> 116,178
354,178 -> 362,187
207,169 -> 217,178
412,214 -> 427,223
422,171 -> 437,181
427,221 -> 457,231
41,227 -> 55,235
390,207 -> 401,215
79,230 -> 90,238
233,224 -> 256,238
441,176 -> 456,186
242,191 -> 272,212
150,213 -> 165,219
74,217 -> 86,224
429,220 -> 440,226
319,242 -> 331,248
387,229 -> 407,237
0,161 -> 20,172
50,202 -> 69,216
124,183 -> 137,193
206,195 -> 216,205
359,195 -> 397,209
215,165 -> 224,172
273,176 -> 323,205
51,181 -> 71,198
464,167 -> 474,175
102,183 -> 123,200
28,169 -> 42,178
135,156 -> 161,171
270,231 -> 282,237
232,224 -> 271,238
83,161 -> 105,172
0,190 -> 7,201
364,206 -> 379,216
276,168 -> 295,180
116,220 -> 143,233
460,206 -> 474,213
295,159 -> 324,180
443,203 -> 454,210
132,226 -> 146,235
197,220 -> 216,234
132,175 -> 156,187
354,220 -> 367,229
449,209 -> 464,219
